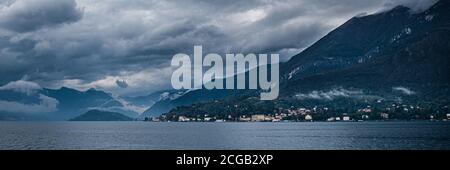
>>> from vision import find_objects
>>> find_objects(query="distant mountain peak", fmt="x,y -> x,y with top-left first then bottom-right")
86,87 -> 97,91
69,109 -> 132,121
391,5 -> 411,12
58,86 -> 77,91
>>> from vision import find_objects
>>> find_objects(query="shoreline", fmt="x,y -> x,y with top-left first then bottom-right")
144,119 -> 450,123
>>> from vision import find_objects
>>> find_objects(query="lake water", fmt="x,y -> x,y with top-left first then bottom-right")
0,121 -> 449,150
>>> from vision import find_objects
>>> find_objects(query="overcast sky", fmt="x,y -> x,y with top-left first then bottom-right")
0,0 -> 438,96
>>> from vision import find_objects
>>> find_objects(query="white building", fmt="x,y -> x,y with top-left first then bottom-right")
239,116 -> 251,122
343,116 -> 351,121
264,116 -> 274,122
251,115 -> 266,122
380,113 -> 389,119
304,115 -> 313,121
178,116 -> 190,122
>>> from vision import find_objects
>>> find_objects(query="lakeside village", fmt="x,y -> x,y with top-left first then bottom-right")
144,104 -> 450,123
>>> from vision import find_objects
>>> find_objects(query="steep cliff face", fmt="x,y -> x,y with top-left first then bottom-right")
282,1 -> 450,94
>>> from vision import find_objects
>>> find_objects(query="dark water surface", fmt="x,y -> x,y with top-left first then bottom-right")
0,121 -> 449,150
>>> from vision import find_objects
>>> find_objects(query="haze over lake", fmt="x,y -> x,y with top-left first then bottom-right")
1,122 -> 449,150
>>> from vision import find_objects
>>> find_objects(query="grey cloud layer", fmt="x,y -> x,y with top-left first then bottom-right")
0,0 -> 438,96
0,0 -> 83,32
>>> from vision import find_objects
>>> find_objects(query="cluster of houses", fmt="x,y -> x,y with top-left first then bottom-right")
147,104 -> 450,122
160,107 -> 381,122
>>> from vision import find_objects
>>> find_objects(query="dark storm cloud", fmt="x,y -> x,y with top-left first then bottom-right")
0,0 -> 439,96
0,0 -> 83,33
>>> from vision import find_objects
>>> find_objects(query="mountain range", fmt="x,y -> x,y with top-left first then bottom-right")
70,109 -> 133,121
0,85 -> 170,120
165,1 -> 450,117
